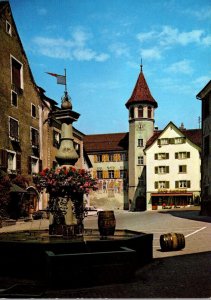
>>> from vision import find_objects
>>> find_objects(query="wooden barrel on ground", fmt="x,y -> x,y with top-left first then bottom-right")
98,211 -> 116,236
160,233 -> 185,251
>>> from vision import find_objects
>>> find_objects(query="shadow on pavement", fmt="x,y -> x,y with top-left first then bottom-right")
0,251 -> 210,298
159,208 -> 211,223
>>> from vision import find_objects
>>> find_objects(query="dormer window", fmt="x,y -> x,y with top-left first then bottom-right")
6,20 -> 12,36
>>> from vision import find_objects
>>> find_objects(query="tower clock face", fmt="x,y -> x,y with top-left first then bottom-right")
136,123 -> 145,131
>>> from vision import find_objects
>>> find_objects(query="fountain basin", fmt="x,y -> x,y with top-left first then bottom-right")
0,229 -> 153,287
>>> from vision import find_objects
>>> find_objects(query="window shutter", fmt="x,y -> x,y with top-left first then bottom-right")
155,167 -> 158,174
103,170 -> 108,178
93,170 -> 97,179
114,170 -> 120,178
94,155 -> 97,163
175,153 -> 178,159
166,166 -> 169,173
187,181 -> 191,188
28,156 -> 32,174
166,153 -> 169,159
175,181 -> 179,188
16,153 -> 21,173
169,138 -> 175,144
166,181 -> 169,188
187,152 -> 190,158
155,154 -> 158,160
0,149 -> 8,169
154,182 -> 158,189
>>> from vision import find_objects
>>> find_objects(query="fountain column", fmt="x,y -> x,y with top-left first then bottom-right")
49,91 -> 81,236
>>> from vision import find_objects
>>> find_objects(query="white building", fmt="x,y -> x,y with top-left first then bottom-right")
145,122 -> 201,210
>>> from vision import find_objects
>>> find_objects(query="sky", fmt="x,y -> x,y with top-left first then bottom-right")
9,0 -> 211,134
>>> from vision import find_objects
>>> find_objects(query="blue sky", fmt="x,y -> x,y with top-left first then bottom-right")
10,0 -> 211,134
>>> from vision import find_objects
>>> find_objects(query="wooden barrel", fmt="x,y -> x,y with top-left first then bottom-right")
160,233 -> 185,251
98,210 -> 116,236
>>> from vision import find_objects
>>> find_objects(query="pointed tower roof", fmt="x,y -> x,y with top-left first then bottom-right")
125,65 -> 158,109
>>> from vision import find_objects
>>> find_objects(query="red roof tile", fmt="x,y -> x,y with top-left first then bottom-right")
125,69 -> 158,109
84,132 -> 129,153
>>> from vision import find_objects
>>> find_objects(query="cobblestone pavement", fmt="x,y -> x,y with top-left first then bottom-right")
0,209 -> 211,298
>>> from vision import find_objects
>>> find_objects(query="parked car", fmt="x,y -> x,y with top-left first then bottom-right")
32,209 -> 49,220
84,206 -> 103,216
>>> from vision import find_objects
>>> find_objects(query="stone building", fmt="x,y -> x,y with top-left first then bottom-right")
0,1 -> 87,211
196,80 -> 211,216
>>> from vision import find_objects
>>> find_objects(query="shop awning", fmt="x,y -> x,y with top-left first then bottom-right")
151,193 -> 193,197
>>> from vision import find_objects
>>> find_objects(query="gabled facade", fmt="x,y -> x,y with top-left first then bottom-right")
145,122 -> 201,210
197,80 -> 211,216
0,1 -> 42,180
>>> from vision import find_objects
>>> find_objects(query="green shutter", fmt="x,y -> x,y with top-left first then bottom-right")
155,153 -> 158,160
155,182 -> 158,189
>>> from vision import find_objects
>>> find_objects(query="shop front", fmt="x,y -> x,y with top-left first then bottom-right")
151,191 -> 193,210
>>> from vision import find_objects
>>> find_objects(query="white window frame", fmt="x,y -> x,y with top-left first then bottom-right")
7,150 -> 16,173
11,90 -> 18,107
6,20 -> 12,36
138,156 -> 144,165
30,126 -> 39,147
31,156 -> 39,174
9,116 -> 19,141
138,138 -> 144,147
10,55 -> 24,90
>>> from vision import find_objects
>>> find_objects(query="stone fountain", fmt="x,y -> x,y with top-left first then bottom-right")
0,89 -> 153,289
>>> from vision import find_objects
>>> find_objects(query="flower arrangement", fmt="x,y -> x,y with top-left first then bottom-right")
34,166 -> 98,196
33,166 -> 98,223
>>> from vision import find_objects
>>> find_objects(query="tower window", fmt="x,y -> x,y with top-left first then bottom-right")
138,106 -> 143,118
138,156 -> 144,165
148,106 -> 152,118
130,107 -> 134,119
138,139 -> 144,147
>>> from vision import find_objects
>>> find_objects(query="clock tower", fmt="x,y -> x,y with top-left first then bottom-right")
125,65 -> 158,210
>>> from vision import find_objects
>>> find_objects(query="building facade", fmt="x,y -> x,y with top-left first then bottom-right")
145,122 -> 201,210
196,80 -> 211,216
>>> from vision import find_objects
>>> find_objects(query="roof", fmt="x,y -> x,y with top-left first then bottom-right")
196,80 -> 211,99
146,125 -> 202,149
125,68 -> 158,109
84,132 -> 129,153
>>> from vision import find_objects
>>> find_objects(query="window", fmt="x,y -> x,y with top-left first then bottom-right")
108,170 -> 114,179
175,152 -> 190,159
175,180 -> 190,188
31,104 -> 36,118
179,165 -> 187,173
204,136 -> 210,156
174,137 -> 186,144
97,170 -> 103,179
120,153 -> 128,161
158,138 -> 169,146
53,130 -> 60,149
155,153 -> 169,160
109,154 -> 114,162
120,170 -> 127,178
155,166 -> 169,174
97,155 -> 102,162
148,106 -> 152,118
138,106 -> 143,118
155,181 -> 169,189
7,151 -> 16,173
11,90 -> 18,107
31,127 -> 39,147
31,157 -> 39,174
138,139 -> 144,147
11,57 -> 23,90
130,107 -> 134,119
9,117 -> 19,141
74,142 -> 80,157
138,156 -> 144,165
6,20 -> 12,35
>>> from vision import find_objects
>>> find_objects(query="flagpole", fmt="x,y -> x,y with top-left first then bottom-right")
64,68 -> 67,93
